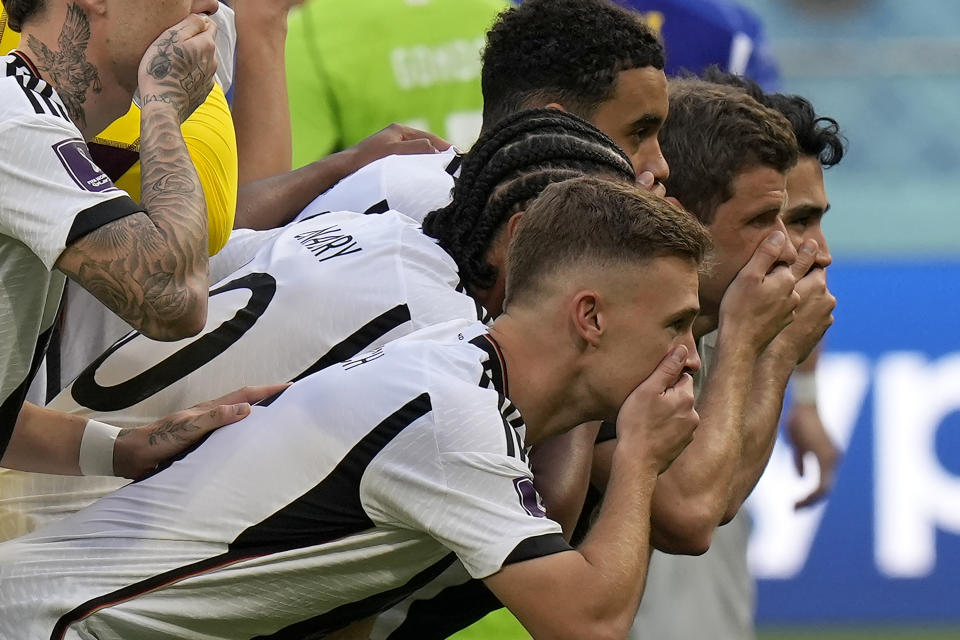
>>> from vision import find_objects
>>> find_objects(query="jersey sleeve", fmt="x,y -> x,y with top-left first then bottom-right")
0,114 -> 142,269
362,389 -> 570,580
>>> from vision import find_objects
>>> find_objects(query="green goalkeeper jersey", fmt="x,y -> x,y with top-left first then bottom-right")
286,0 -> 509,168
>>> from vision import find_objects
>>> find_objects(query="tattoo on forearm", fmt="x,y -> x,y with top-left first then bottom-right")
57,107 -> 207,337
27,4 -> 101,129
152,172 -> 197,195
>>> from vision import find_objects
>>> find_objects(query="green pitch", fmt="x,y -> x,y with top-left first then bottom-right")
450,609 -> 960,639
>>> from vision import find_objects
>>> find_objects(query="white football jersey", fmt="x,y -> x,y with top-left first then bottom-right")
206,149 -> 460,284
0,52 -> 141,456
0,209 -> 481,538
0,320 -> 568,639
293,148 -> 460,225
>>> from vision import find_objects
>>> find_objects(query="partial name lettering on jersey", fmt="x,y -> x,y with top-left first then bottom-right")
294,224 -> 362,263
342,346 -> 386,371
53,138 -> 118,193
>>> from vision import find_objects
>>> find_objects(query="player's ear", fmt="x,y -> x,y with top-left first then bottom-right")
506,211 -> 525,242
79,0 -> 106,18
544,102 -> 568,113
572,290 -> 603,348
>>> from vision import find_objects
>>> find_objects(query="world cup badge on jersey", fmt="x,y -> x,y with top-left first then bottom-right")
53,139 -> 116,193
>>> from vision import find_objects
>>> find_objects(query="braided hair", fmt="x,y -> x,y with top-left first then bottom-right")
422,108 -> 635,292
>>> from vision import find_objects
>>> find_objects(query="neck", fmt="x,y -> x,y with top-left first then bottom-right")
488,310 -> 597,446
20,4 -> 132,139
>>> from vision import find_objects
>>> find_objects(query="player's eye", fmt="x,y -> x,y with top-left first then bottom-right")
748,211 -> 779,228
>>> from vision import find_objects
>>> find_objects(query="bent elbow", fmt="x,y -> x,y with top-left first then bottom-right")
656,528 -> 713,556
553,614 -> 634,640
139,286 -> 209,341
651,506 -> 716,556
720,498 -> 746,527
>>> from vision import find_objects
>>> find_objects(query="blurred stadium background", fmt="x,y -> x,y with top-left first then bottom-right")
460,0 -> 960,637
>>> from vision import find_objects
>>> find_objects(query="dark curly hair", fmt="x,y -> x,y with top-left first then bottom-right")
481,0 -> 664,131
660,79 -> 799,225
4,0 -> 44,32
702,68 -> 846,168
422,108 -> 636,292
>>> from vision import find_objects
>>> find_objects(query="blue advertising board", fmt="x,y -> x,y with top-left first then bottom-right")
749,259 -> 960,624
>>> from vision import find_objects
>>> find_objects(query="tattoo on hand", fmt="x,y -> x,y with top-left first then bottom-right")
27,4 -> 102,129
148,417 -> 202,447
180,65 -> 207,95
146,29 -> 183,80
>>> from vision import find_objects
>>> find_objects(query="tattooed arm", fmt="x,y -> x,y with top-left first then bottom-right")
1,386 -> 284,478
55,15 -> 219,340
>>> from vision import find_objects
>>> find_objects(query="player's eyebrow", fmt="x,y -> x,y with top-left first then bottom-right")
666,306 -> 699,328
786,203 -> 830,219
629,114 -> 664,132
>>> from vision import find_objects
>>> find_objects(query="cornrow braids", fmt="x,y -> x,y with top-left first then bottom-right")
423,108 -> 635,291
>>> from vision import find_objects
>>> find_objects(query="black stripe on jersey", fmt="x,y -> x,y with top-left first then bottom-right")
50,550 -> 265,640
36,82 -> 69,119
291,304 -> 411,382
31,78 -> 65,119
501,415 -> 516,458
0,322 -> 56,455
252,554 -> 457,640
9,50 -> 40,77
65,196 -> 144,245
386,580 -> 502,640
364,199 -> 391,215
231,393 -> 433,550
297,210 -> 331,223
52,394 -> 434,638
13,75 -> 45,115
444,154 -> 463,176
503,533 -> 572,567
468,335 -> 507,397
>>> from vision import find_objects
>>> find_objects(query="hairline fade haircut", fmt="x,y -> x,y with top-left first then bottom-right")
701,68 -> 847,169
481,0 -> 665,131
659,79 -> 799,225
423,108 -> 636,293
4,0 -> 45,32
504,176 -> 712,310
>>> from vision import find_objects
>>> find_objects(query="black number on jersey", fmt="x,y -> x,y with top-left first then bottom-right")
71,272 -> 277,411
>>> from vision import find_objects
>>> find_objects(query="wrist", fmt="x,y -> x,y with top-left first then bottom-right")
139,93 -> 185,121
320,148 -> 363,183
716,315 -> 767,357
79,420 -> 122,476
611,438 -> 662,480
